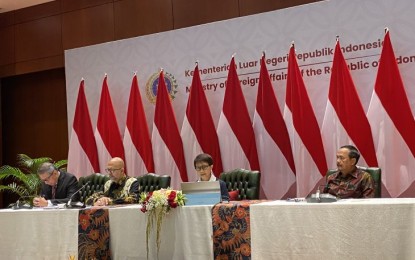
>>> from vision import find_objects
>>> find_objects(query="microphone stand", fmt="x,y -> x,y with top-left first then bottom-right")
11,196 -> 35,210
66,181 -> 90,208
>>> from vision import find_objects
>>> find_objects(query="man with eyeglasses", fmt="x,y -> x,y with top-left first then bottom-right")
86,157 -> 139,206
33,162 -> 79,207
194,153 -> 229,201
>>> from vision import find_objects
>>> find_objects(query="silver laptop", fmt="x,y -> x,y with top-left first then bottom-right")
181,181 -> 221,206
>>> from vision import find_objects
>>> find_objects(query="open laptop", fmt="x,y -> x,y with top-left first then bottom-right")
181,181 -> 221,206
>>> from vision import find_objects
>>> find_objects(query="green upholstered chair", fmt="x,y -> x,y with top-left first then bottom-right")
78,173 -> 110,203
326,166 -> 381,198
219,169 -> 261,200
136,173 -> 171,193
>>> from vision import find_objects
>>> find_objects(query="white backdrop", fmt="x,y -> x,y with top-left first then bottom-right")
65,0 -> 415,185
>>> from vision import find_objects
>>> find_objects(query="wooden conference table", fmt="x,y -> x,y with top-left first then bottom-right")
0,198 -> 414,259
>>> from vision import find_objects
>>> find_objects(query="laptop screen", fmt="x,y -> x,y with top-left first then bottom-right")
181,181 -> 221,206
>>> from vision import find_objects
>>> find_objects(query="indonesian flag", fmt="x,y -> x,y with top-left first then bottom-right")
123,74 -> 154,176
181,64 -> 223,181
152,71 -> 188,189
253,56 -> 296,199
367,31 -> 415,197
217,57 -> 260,171
67,79 -> 100,178
94,75 -> 125,173
322,40 -> 378,170
283,45 -> 328,197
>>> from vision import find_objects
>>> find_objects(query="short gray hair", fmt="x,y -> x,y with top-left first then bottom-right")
37,162 -> 55,174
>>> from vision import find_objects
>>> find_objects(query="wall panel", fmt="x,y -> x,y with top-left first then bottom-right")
13,0 -> 61,24
2,68 -> 68,165
15,15 -> 62,62
62,0 -> 113,13
0,26 -> 14,66
15,55 -> 64,75
62,3 -> 115,50
172,0 -> 239,29
0,12 -> 15,28
114,0 -> 173,40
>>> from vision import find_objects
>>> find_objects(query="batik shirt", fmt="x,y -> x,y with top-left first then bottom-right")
86,176 -> 139,205
324,167 -> 374,199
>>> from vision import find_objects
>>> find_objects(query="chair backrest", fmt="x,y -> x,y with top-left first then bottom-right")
326,166 -> 381,198
78,173 -> 110,203
136,173 -> 171,193
219,169 -> 261,200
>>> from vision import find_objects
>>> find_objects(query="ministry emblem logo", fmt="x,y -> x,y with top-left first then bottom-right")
145,71 -> 178,104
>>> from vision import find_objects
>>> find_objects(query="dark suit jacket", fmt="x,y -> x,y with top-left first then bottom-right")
40,171 -> 79,205
219,180 -> 230,201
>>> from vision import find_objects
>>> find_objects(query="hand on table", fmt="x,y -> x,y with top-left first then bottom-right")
33,197 -> 48,207
94,197 -> 112,206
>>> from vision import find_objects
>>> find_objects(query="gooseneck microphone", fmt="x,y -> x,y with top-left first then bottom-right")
11,196 -> 35,210
66,181 -> 90,208
306,184 -> 337,203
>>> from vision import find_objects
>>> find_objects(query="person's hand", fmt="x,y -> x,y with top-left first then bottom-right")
33,197 -> 48,207
94,197 -> 112,206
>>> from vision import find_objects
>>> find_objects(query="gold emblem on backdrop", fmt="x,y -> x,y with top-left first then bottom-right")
145,71 -> 178,104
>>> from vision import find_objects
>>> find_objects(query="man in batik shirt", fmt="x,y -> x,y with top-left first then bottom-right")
324,145 -> 374,199
86,157 -> 139,206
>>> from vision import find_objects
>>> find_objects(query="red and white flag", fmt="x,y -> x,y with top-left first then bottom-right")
123,74 -> 154,176
94,75 -> 125,173
283,45 -> 328,197
367,31 -> 415,197
253,56 -> 296,199
181,64 -> 223,181
217,57 -> 260,171
67,79 -> 100,178
152,71 -> 188,189
322,40 -> 378,170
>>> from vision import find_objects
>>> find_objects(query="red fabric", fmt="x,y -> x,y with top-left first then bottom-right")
257,56 -> 295,173
222,57 -> 260,170
329,41 -> 378,166
286,46 -> 327,176
78,208 -> 111,259
228,190 -> 239,201
124,75 -> 154,173
96,76 -> 125,161
185,65 -> 223,177
68,80 -> 100,175
154,71 -> 188,182
212,200 -> 263,259
374,32 -> 415,157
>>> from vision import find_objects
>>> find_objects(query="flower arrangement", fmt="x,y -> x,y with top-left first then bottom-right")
139,188 -> 186,259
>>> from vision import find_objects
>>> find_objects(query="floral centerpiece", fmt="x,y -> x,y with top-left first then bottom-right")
139,188 -> 186,259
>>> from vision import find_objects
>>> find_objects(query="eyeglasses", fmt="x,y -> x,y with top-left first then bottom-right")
40,170 -> 54,182
195,165 -> 210,171
105,168 -> 122,174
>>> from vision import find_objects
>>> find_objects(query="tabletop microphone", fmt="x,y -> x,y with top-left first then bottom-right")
66,181 -> 90,208
306,184 -> 337,203
11,196 -> 35,210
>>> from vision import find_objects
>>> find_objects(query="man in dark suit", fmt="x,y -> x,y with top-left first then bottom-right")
33,162 -> 79,207
194,153 -> 229,201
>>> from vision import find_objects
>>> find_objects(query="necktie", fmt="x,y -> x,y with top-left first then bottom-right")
52,185 -> 57,199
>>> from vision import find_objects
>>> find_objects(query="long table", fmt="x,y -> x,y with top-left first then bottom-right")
109,205 -> 214,259
251,198 -> 415,259
1,199 -> 415,259
0,208 -> 79,259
